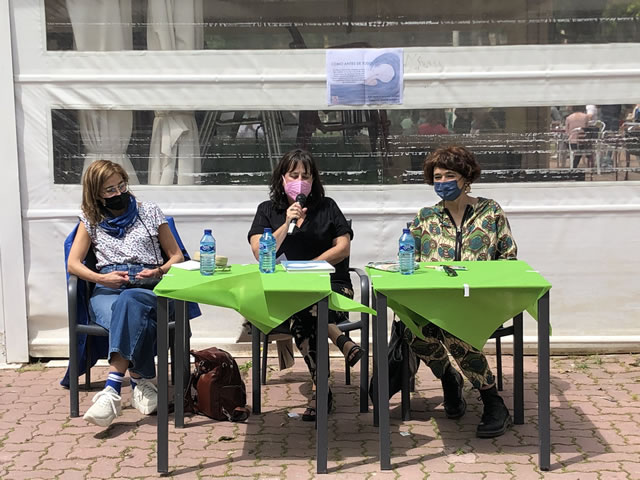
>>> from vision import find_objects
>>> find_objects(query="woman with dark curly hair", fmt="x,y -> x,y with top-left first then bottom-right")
408,145 -> 517,438
247,149 -> 363,421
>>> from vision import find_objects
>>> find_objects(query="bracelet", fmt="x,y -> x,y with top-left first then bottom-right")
157,267 -> 164,278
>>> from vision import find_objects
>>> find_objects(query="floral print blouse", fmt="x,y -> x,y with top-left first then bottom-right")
409,197 -> 517,261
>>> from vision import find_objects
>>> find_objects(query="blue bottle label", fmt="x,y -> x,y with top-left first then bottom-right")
201,244 -> 215,253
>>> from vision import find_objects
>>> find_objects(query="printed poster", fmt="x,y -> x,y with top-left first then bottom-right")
326,48 -> 403,106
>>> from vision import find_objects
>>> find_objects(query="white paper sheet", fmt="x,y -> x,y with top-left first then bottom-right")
171,259 -> 200,271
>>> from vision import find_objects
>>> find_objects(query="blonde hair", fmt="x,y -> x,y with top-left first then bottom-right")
81,160 -> 131,225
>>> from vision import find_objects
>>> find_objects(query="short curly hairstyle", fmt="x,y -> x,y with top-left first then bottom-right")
423,145 -> 481,185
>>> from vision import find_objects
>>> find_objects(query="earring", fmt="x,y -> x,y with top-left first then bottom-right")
464,184 -> 471,193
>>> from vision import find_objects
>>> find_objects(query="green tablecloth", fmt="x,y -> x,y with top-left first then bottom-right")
154,264 -> 375,334
366,260 -> 551,350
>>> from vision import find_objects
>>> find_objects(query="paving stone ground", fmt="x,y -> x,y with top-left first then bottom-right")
1,354 -> 640,479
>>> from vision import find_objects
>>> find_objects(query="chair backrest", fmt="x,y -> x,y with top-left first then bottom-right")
569,127 -> 597,153
583,124 -> 601,139
624,122 -> 640,138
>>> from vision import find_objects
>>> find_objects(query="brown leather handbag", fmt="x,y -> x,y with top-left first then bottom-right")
184,347 -> 250,422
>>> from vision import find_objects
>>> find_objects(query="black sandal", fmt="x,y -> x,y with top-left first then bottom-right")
302,390 -> 333,422
336,334 -> 364,368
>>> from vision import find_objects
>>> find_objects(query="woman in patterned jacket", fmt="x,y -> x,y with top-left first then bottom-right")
409,145 -> 517,438
67,160 -> 183,427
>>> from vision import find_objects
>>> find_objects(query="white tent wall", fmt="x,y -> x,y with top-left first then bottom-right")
6,0 -> 640,360
1,0 -> 29,363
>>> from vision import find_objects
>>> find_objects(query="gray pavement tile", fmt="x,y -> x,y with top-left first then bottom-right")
0,355 -> 639,477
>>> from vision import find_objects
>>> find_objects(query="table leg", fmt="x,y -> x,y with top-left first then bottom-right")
174,300 -> 186,428
157,297 -> 169,474
376,293 -> 391,470
252,323 -> 261,415
400,322 -> 411,421
360,309 -> 370,414
371,288 -> 378,427
538,292 -> 551,471
513,313 -> 524,424
316,296 -> 329,474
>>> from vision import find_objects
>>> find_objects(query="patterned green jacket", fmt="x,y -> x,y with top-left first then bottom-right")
409,197 -> 517,261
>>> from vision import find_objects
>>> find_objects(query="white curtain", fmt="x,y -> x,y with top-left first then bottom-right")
66,0 -> 138,183
78,110 -> 139,184
147,0 -> 203,185
148,111 -> 199,185
147,0 -> 203,50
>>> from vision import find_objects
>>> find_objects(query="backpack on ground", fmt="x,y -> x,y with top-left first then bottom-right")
184,346 -> 250,422
368,320 -> 420,408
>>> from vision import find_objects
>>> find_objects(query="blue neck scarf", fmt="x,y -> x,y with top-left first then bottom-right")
98,195 -> 138,238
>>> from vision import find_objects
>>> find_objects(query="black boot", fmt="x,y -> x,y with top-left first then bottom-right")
477,386 -> 512,438
441,365 -> 466,419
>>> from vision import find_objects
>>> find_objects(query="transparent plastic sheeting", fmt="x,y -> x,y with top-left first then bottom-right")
26,182 -> 640,357
9,0 -> 640,356
43,0 -> 640,51
49,107 -> 640,188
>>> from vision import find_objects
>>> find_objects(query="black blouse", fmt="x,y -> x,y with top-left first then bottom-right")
248,197 -> 353,287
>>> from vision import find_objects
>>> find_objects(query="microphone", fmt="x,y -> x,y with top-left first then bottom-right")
287,193 -> 307,235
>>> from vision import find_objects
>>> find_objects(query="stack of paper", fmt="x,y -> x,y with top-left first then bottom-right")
281,260 -> 335,273
171,260 -> 201,271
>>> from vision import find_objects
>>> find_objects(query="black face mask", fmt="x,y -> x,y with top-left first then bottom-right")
103,191 -> 130,211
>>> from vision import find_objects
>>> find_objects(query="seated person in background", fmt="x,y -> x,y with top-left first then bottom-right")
399,110 -> 420,135
408,145 -> 516,438
453,108 -> 472,134
67,160 -> 183,427
247,149 -> 363,422
470,108 -> 500,134
418,109 -> 450,135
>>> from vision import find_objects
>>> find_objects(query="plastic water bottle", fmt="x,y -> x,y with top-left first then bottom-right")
199,229 -> 216,276
398,228 -> 415,275
259,228 -> 276,274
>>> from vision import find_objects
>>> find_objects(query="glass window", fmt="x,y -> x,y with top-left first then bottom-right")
52,105 -> 640,185
45,0 -> 640,51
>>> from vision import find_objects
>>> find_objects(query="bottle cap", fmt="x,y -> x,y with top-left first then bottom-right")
403,228 -> 410,233
204,229 -> 212,234
264,227 -> 272,233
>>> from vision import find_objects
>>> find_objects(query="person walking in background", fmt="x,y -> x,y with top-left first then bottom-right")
599,104 -> 623,168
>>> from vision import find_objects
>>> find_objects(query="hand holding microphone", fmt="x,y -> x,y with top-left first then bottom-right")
287,193 -> 307,235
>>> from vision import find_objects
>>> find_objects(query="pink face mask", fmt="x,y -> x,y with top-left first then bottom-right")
283,178 -> 312,202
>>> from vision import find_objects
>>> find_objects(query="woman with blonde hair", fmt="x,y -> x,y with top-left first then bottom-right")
67,160 -> 183,427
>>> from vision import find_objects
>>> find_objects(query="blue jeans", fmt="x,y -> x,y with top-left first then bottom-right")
90,264 -> 160,378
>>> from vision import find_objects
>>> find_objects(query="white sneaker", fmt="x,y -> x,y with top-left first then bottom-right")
83,386 -> 122,427
131,378 -> 158,415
